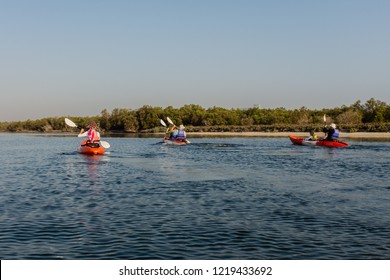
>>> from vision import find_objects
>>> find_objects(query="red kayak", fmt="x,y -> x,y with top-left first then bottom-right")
79,140 -> 105,155
163,137 -> 190,145
289,135 -> 349,147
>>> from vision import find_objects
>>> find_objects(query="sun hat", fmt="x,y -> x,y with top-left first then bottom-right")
179,124 -> 185,130
89,122 -> 97,129
330,123 -> 336,129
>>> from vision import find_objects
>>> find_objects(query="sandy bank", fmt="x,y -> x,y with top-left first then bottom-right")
187,131 -> 390,138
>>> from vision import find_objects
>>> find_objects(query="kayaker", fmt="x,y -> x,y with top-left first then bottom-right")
78,122 -> 101,144
165,124 -> 176,140
323,123 -> 339,141
306,130 -> 318,141
172,124 -> 187,142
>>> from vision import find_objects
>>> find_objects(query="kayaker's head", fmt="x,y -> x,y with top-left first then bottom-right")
179,124 -> 185,130
89,122 -> 97,129
330,123 -> 336,129
310,130 -> 315,136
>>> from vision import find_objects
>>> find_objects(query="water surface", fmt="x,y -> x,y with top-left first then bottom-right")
1,133 -> 389,259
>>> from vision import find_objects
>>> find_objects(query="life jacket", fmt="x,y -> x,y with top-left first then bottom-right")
87,129 -> 99,142
176,129 -> 186,140
331,129 -> 340,139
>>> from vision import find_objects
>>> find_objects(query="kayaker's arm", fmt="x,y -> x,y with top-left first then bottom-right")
78,130 -> 88,138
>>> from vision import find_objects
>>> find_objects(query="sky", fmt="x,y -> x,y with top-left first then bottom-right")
1,0 -> 389,121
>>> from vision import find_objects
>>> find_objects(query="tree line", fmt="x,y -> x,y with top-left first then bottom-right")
1,98 -> 390,133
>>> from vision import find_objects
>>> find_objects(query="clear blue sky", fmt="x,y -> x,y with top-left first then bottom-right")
1,0 -> 389,121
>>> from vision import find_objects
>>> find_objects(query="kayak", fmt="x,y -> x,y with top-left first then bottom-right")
289,135 -> 349,147
79,140 -> 105,155
163,137 -> 190,145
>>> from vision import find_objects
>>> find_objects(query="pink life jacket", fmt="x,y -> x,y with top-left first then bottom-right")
87,129 -> 99,142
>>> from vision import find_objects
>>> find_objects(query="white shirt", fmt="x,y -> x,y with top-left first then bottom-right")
78,131 -> 101,139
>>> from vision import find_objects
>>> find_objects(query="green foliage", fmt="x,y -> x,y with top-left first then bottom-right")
361,98 -> 388,123
108,108 -> 138,131
178,104 -> 206,126
335,109 -> 362,125
136,105 -> 163,131
204,107 -> 240,126
1,98 -> 390,133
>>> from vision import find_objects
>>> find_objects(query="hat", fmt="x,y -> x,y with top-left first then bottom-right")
179,124 -> 185,130
330,123 -> 336,129
89,122 -> 97,129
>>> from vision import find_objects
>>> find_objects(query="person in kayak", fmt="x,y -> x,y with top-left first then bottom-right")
323,123 -> 340,141
172,124 -> 187,142
78,122 -> 101,145
306,130 -> 318,141
165,124 -> 176,140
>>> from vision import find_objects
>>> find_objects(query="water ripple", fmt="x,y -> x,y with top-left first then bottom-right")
1,136 -> 390,259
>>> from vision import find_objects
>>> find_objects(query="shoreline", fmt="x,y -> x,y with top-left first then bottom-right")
187,131 -> 390,138
1,131 -> 390,139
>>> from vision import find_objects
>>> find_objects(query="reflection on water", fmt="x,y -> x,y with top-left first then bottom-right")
0,134 -> 390,259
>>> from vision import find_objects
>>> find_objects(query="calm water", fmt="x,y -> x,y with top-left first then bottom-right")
1,133 -> 390,259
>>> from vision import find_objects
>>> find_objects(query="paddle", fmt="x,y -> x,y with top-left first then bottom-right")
100,141 -> 110,149
64,118 -> 110,148
167,117 -> 175,127
322,114 -> 327,140
160,119 -> 170,142
64,118 -> 79,128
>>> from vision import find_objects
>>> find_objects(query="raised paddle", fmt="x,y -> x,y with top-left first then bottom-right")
64,118 -> 110,148
167,117 -> 175,127
323,114 -> 327,140
160,119 -> 173,142
64,118 -> 79,128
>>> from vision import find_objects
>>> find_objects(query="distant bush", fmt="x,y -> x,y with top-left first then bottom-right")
1,98 -> 390,133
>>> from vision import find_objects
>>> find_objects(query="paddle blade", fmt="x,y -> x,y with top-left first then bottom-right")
65,118 -> 77,128
167,117 -> 174,125
160,119 -> 167,127
100,141 -> 110,149
323,114 -> 326,122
